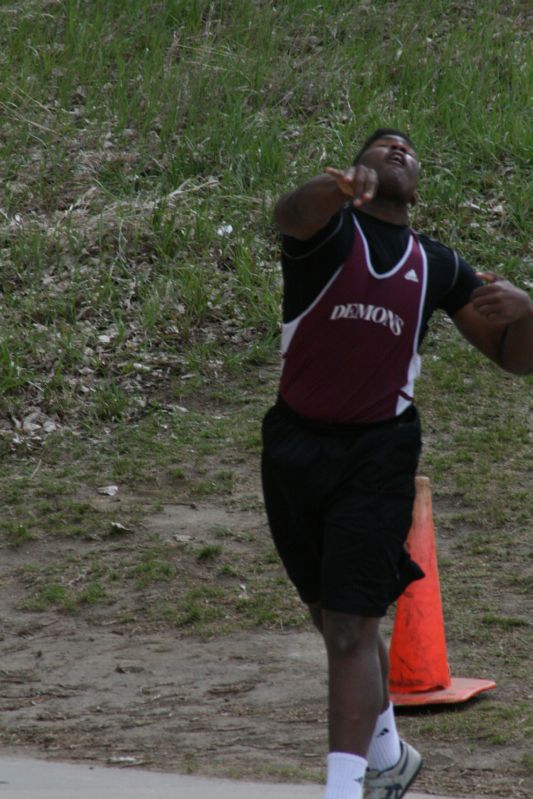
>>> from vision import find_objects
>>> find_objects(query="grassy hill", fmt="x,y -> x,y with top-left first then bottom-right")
0,2 -> 531,796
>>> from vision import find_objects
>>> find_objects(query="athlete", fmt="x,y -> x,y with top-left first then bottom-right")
261,128 -> 533,799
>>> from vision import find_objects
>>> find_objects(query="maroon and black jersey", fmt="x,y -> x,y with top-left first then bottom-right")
278,207 -> 482,424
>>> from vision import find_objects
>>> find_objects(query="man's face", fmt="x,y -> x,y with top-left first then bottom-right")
359,136 -> 420,204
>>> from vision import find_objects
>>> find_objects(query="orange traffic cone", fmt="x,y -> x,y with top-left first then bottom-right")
389,476 -> 496,706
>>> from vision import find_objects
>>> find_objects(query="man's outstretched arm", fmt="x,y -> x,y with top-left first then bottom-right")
273,166 -> 378,240
452,274 -> 533,375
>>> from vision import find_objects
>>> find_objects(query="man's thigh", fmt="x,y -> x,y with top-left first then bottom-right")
320,416 -> 423,617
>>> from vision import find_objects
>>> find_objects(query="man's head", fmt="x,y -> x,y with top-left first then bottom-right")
353,128 -> 416,165
354,128 -> 420,206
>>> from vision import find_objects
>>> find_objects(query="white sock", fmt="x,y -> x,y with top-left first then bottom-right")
366,703 -> 402,772
324,752 -> 367,799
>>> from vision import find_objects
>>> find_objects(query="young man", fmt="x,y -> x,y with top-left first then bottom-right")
261,128 -> 533,799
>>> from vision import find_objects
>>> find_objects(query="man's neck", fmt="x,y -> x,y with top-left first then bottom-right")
357,197 -> 410,226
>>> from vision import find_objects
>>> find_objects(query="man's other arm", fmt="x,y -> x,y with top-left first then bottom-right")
452,274 -> 533,375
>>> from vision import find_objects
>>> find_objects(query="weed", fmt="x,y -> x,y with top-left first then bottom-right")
219,563 -> 240,578
197,544 -> 223,561
133,554 -> 175,587
26,583 -> 75,613
78,582 -> 108,605
212,525 -> 234,539
175,586 -> 226,628
481,615 -> 529,630
3,522 -> 34,547
93,383 -> 131,422
521,753 -> 533,770
191,470 -> 236,499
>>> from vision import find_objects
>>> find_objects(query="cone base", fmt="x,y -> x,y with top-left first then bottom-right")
390,676 -> 496,707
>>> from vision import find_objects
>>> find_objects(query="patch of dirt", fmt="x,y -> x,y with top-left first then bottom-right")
0,458 -> 530,799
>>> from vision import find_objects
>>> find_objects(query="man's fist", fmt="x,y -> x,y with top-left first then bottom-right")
325,165 -> 378,207
472,274 -> 533,325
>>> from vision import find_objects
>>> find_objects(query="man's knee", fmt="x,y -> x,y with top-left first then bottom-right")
322,610 -> 380,657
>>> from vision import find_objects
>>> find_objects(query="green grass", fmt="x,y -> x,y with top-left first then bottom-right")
25,579 -> 109,613
197,544 -> 223,561
408,699 -> 533,748
0,1 -> 531,426
132,551 -> 176,587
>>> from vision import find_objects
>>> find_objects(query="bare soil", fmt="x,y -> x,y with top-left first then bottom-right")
0,452 -> 530,799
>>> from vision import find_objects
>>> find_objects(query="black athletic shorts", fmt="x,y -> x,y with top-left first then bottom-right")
261,399 -> 425,618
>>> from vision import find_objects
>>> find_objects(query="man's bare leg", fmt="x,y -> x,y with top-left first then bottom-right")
307,603 -> 385,798
322,610 -> 383,756
308,603 -> 390,724
308,603 -> 383,755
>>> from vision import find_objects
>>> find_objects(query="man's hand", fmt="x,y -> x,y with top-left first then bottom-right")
471,273 -> 533,325
454,274 -> 533,374
274,167 -> 379,239
325,165 -> 378,207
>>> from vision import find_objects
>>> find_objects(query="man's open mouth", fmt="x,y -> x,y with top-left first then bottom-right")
387,153 -> 405,166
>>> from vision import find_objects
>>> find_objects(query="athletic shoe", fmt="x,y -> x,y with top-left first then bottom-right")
364,740 -> 422,799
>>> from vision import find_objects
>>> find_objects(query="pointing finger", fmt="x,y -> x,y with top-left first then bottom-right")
353,169 -> 378,207
325,166 -> 345,180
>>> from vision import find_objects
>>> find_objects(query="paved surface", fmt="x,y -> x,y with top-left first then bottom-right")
0,756 -> 471,799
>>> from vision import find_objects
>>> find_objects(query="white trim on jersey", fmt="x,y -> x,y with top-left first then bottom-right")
396,240 -> 429,416
451,249 -> 460,291
281,263 -> 344,355
353,214 -> 414,279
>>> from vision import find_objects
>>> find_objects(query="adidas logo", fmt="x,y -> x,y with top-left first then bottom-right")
404,269 -> 419,282
376,726 -> 390,738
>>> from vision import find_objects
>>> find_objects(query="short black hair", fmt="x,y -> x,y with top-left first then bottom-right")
353,128 -> 415,164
